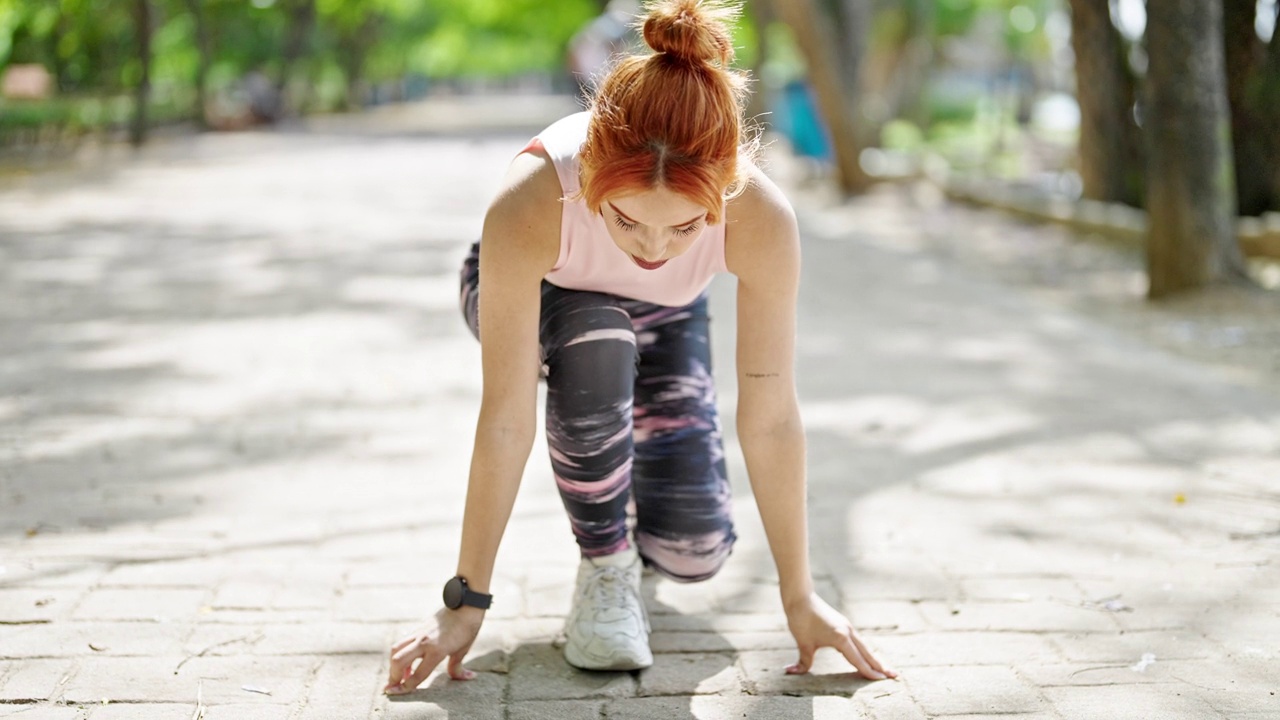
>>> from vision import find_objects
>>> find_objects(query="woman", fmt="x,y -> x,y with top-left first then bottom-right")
385,0 -> 896,694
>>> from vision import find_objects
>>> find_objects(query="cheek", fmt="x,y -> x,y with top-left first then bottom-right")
604,224 -> 630,251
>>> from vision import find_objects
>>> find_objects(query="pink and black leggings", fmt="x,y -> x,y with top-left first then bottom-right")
460,240 -> 736,582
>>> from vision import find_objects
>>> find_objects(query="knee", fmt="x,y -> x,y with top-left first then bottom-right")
544,301 -> 638,382
635,528 -> 736,583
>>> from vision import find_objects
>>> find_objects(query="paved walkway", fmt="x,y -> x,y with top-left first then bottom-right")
0,103 -> 1277,719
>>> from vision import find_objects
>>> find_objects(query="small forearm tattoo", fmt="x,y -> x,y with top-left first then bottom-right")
745,372 -> 780,379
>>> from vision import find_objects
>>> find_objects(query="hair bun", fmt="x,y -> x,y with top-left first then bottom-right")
641,0 -> 737,66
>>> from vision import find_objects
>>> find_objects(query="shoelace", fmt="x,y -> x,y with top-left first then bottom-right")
583,566 -> 642,611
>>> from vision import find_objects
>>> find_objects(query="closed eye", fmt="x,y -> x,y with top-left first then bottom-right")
613,215 -> 637,231
675,223 -> 700,236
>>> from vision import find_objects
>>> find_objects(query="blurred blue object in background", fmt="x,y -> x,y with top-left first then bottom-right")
772,79 -> 832,161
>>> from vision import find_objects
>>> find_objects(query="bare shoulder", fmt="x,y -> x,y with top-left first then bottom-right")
723,161 -> 800,280
482,145 -> 563,275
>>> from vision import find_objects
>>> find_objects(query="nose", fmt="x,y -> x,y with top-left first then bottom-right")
635,234 -> 666,261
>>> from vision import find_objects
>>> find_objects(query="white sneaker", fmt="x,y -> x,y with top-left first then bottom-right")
562,548 -> 653,671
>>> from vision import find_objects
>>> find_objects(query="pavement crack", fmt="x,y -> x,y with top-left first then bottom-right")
173,630 -> 264,674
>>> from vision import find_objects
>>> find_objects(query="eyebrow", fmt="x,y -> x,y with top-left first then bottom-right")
608,201 -> 704,228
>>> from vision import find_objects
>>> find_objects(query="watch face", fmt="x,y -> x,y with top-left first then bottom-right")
443,576 -> 464,609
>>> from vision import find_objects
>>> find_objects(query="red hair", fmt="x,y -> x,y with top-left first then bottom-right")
574,0 -> 754,225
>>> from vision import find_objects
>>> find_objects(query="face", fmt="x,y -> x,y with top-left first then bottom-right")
601,185 -> 712,271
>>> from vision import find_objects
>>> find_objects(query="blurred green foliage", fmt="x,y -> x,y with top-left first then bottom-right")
0,0 -> 601,137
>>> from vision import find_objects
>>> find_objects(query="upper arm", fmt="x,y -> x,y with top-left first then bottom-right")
476,150 -> 562,432
724,165 -> 802,431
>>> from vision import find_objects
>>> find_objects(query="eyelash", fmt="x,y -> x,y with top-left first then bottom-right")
613,215 -> 701,236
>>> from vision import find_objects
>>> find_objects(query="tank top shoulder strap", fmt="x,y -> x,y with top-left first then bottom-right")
533,111 -> 591,196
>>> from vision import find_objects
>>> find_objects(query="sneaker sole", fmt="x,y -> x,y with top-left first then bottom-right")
563,642 -> 653,671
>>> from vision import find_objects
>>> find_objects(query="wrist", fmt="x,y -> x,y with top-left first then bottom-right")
447,604 -> 487,624
781,584 -> 816,614
444,575 -> 493,610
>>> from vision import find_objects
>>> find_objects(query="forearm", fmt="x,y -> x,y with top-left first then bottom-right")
454,406 -> 537,594
738,410 -> 814,610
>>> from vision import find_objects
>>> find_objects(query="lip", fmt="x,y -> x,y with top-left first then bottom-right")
631,255 -> 668,270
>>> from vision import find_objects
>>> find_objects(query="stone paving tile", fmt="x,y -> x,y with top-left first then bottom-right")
636,653 -> 743,696
2,562 -> 111,590
86,703 -> 194,719
737,649 -> 884,696
210,581 -> 275,609
298,654 -> 382,720
0,705 -> 82,719
898,665 -> 1048,716
0,621 -> 190,658
507,699 -> 607,720
381,700 -> 502,720
0,589 -> 84,623
1046,629 -> 1222,663
97,559 -> 231,587
71,589 -> 207,623
648,613 -> 787,634
1155,659 -> 1278,715
845,601 -> 933,634
957,577 -> 1085,604
0,658 -> 77,702
868,631 -> 1062,667
936,707 -> 1064,712
378,671 -> 506,720
193,608 -> 329,625
1043,683 -> 1225,719
335,587 -> 465,623
648,630 -> 793,653
507,644 -> 635,702
1108,602 -> 1223,633
605,695 -> 867,719
59,656 -> 308,705
184,622 -> 392,656
855,678 -> 929,720
915,600 -> 1119,633
496,616 -> 567,648
524,580 -> 573,619
646,582 -> 722,616
1016,659 -> 1211,687
201,704 -> 292,720
345,560 -> 440,587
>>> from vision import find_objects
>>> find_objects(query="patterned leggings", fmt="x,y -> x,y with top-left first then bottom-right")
459,241 -> 736,582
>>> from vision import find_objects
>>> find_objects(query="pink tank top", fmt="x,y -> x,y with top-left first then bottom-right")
533,112 -> 728,307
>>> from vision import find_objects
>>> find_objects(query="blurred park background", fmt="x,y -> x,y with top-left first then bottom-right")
1,0 -> 1279,302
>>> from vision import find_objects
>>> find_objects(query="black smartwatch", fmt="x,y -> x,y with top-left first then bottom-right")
443,575 -> 493,610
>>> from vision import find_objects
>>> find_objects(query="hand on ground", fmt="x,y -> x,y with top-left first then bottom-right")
783,592 -> 898,681
385,606 -> 484,695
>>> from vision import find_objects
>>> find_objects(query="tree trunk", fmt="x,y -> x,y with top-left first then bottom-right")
1067,0 -> 1142,206
1144,0 -> 1251,298
183,0 -> 211,129
828,0 -> 874,147
130,0 -> 152,147
1223,0 -> 1273,215
278,0 -> 316,117
1260,3 -> 1280,206
771,0 -> 871,193
859,1 -> 933,129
